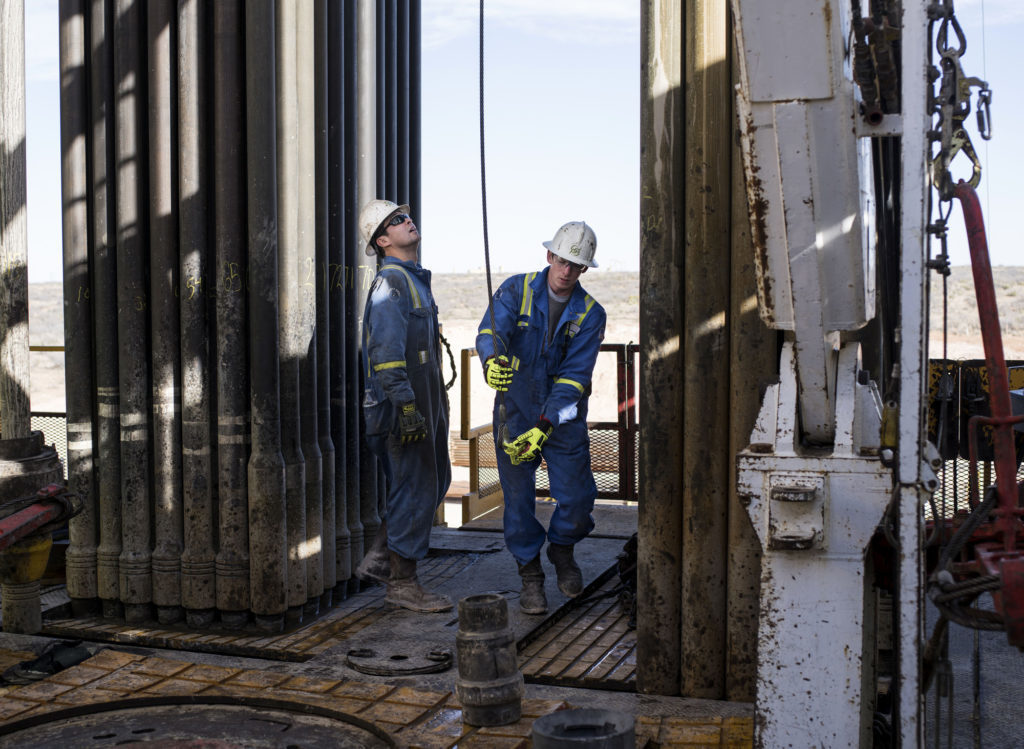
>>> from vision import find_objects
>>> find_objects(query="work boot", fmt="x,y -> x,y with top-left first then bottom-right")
385,551 -> 453,613
355,521 -> 389,584
517,556 -> 547,615
546,543 -> 583,598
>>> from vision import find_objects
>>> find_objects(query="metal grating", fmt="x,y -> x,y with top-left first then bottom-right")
31,413 -> 68,480
517,567 -> 636,691
929,458 -> 1024,520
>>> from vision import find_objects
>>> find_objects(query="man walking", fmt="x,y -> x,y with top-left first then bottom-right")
476,221 -> 606,614
356,199 -> 452,613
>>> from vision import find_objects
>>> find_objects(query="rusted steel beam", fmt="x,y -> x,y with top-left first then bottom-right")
637,0 -> 684,696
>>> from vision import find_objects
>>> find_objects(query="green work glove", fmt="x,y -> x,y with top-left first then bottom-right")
504,417 -> 553,465
484,355 -> 514,392
398,401 -> 427,445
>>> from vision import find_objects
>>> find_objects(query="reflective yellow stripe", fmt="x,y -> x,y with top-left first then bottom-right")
519,273 -> 537,317
480,328 -> 494,336
569,295 -> 596,334
554,377 -> 585,393
384,265 -> 423,308
511,356 -> 520,371
374,360 -> 406,372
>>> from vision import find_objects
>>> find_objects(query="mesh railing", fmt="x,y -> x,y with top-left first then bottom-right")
31,413 -> 68,480
457,344 -> 638,522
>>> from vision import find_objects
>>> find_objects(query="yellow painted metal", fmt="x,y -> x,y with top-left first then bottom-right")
0,535 -> 54,584
459,347 -> 504,523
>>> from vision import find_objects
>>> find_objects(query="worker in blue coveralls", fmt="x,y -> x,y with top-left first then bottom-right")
476,221 -> 606,615
354,199 -> 452,613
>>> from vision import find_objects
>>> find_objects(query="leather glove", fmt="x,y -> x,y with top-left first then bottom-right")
504,417 -> 553,465
398,401 -> 427,445
484,355 -> 514,392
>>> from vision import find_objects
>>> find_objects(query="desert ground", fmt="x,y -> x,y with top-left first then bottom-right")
24,266 -> 1024,422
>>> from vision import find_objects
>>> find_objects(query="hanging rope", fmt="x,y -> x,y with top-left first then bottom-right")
479,0 -> 510,445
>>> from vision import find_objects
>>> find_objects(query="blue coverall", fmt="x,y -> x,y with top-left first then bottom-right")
361,257 -> 451,561
476,267 -> 606,565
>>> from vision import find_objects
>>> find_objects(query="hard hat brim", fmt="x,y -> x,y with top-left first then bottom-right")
543,240 -> 599,268
364,203 -> 411,256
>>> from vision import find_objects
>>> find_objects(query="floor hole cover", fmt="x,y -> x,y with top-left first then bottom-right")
0,701 -> 393,748
345,646 -> 453,675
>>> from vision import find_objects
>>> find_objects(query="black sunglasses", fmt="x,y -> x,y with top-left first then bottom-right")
387,213 -> 410,227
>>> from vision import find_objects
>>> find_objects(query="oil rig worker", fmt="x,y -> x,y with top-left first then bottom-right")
355,199 -> 453,613
476,221 -> 606,614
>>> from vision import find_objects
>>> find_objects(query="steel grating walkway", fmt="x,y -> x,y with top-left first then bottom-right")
518,568 -> 636,691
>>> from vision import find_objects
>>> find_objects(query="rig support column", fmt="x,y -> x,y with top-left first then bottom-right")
637,0 -> 685,696
0,0 -> 31,440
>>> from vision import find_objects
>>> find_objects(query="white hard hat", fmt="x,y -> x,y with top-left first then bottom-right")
359,199 -> 410,256
542,221 -> 598,268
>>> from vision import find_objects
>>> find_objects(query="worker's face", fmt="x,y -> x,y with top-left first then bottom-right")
547,251 -> 586,295
377,212 -> 420,255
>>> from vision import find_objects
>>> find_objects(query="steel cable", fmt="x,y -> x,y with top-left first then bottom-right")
479,0 -> 509,445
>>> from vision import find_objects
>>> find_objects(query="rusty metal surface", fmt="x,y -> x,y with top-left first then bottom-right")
726,113 -> 771,702
680,0 -> 732,699
638,0 -> 684,697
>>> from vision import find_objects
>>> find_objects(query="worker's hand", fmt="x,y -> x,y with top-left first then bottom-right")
398,401 -> 427,445
503,417 -> 553,465
484,355 -> 514,392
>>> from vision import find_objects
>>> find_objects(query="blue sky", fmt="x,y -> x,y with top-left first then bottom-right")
20,1 -> 1019,284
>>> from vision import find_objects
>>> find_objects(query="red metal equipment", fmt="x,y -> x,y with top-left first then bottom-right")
0,484 -> 72,552
932,182 -> 1024,647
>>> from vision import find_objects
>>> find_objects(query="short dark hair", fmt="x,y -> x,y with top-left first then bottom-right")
371,228 -> 388,256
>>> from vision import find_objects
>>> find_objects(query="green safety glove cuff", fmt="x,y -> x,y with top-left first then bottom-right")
504,416 -> 553,465
484,355 -> 514,392
398,401 -> 427,445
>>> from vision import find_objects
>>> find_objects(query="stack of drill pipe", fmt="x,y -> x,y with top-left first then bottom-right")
48,0 -> 418,629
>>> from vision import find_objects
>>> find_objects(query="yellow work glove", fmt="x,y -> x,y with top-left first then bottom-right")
484,355 -> 514,392
504,417 -> 553,465
398,401 -> 427,445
